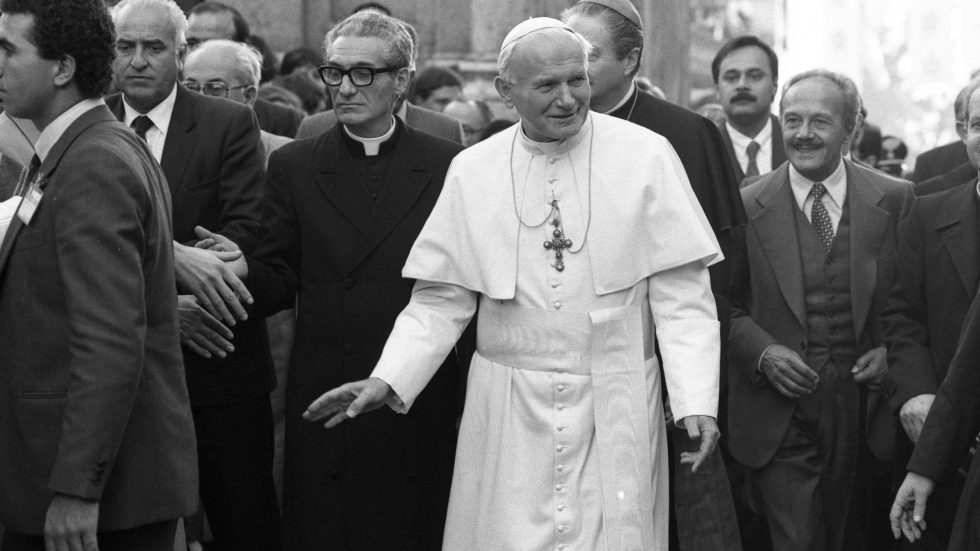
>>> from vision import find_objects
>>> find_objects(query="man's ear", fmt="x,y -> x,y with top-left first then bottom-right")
52,54 -> 76,88
494,76 -> 515,109
623,47 -> 641,77
392,67 -> 412,97
244,85 -> 258,106
956,120 -> 967,142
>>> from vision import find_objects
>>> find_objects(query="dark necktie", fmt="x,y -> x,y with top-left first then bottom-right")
809,182 -> 834,252
12,153 -> 41,197
745,140 -> 761,178
131,115 -> 154,141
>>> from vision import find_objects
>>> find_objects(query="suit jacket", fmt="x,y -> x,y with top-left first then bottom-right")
252,97 -> 303,138
884,179 -> 980,412
906,291 -> 980,550
719,114 -> 788,185
0,105 -> 197,534
295,101 -> 463,143
912,140 -> 969,184
729,160 -> 913,468
915,161 -> 977,196
107,86 -> 274,407
245,120 -> 465,549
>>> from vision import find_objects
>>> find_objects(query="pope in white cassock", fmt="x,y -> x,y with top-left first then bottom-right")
305,17 -> 723,551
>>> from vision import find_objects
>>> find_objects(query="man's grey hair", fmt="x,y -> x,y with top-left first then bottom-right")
323,11 -> 413,70
186,39 -> 261,87
497,27 -> 591,82
960,79 -> 980,123
111,0 -> 188,49
779,68 -> 861,140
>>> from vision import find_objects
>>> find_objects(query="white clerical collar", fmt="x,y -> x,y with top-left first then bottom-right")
602,82 -> 636,115
789,159 -> 847,211
517,113 -> 591,156
34,98 -> 105,162
343,116 -> 397,156
121,83 -> 177,137
728,116 -> 772,152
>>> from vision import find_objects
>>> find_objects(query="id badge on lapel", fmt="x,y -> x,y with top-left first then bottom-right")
17,177 -> 45,226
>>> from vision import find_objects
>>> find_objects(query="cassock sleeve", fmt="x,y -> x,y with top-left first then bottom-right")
371,280 -> 479,411
648,260 -> 720,422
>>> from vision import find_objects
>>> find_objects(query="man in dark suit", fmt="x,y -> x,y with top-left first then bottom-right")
915,161 -> 975,196
911,82 -> 974,184
883,79 -> 980,550
891,292 -> 980,549
106,1 -> 280,549
221,11 -> 464,550
713,35 -> 787,185
0,1 -> 197,549
294,16 -> 463,143
561,2 -> 744,549
186,1 -> 303,137
729,69 -> 913,551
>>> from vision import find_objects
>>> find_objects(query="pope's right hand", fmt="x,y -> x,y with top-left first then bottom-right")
303,377 -> 393,429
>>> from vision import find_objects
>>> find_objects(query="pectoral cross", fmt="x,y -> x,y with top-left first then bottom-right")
542,199 -> 572,272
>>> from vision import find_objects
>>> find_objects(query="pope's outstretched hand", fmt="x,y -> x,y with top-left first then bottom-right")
678,415 -> 721,473
304,377 -> 394,428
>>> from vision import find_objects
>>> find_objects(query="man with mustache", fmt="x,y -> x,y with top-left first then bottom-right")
728,69 -> 912,550
713,35 -> 787,186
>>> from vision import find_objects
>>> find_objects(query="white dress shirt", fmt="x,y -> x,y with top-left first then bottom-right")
729,117 -> 773,175
789,159 -> 847,233
120,84 -> 177,163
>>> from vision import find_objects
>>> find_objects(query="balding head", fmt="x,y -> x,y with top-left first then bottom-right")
183,39 -> 261,106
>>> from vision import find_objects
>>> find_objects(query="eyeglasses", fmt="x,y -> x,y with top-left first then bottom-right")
318,65 -> 402,87
183,81 -> 250,97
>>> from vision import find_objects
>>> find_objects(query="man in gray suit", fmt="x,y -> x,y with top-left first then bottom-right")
729,69 -> 912,551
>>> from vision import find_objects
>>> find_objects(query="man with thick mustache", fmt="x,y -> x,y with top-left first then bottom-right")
713,35 -> 787,186
729,69 -> 912,550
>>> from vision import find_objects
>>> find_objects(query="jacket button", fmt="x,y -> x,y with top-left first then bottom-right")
344,278 -> 354,289
343,344 -> 355,354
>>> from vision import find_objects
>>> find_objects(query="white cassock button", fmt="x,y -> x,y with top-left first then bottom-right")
558,546 -> 566,551
556,384 -> 567,392
557,405 -> 565,411
556,484 -> 566,492
557,524 -> 567,533
553,301 -> 562,310
556,445 -> 565,452
556,465 -> 565,472
557,426 -> 567,432
550,158 -> 558,165
551,282 -> 560,288
548,176 -> 557,183
557,504 -> 567,511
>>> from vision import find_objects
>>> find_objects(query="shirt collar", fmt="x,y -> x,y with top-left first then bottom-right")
602,82 -> 637,115
517,112 -> 591,156
34,98 -> 105,162
342,116 -> 399,157
789,159 -> 847,211
728,116 -> 772,152
121,83 -> 178,137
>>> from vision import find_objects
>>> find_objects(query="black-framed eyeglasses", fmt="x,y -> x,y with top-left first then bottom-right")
183,81 -> 251,97
318,65 -> 402,87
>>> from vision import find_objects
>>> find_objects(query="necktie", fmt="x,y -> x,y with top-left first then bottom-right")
809,182 -> 834,252
12,154 -> 41,197
131,115 -> 154,141
745,140 -> 761,178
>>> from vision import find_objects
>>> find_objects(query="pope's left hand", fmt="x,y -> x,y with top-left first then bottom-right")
678,415 -> 720,473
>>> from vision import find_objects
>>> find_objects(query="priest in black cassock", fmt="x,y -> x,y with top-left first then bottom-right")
563,2 -> 746,550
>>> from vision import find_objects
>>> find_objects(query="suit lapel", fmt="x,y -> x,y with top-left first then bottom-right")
770,115 -> 787,168
720,122 -> 746,183
752,165 -> 806,327
314,126 -> 373,233
347,126 -> 430,274
846,162 -> 888,339
0,106 -> 113,275
159,86 -> 197,198
936,178 -> 980,296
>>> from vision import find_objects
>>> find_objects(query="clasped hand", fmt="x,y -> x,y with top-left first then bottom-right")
174,226 -> 252,326
760,344 -> 819,399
